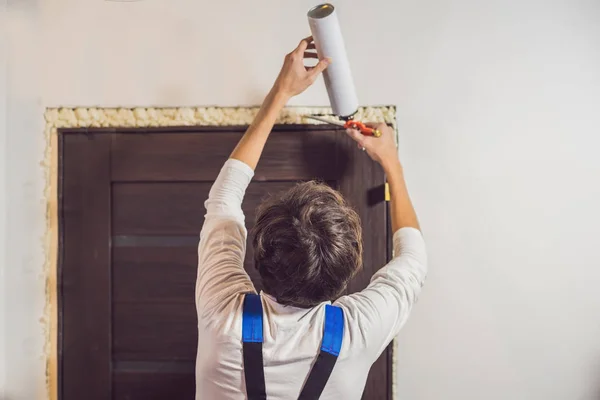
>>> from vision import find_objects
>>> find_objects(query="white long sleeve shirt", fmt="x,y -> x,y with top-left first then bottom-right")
195,159 -> 427,400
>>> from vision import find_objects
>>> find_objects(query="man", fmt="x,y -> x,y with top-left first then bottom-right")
195,36 -> 427,400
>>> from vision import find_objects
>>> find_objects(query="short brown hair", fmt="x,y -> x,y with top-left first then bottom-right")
252,181 -> 363,308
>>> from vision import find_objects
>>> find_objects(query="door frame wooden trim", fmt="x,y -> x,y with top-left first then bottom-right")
45,106 -> 397,400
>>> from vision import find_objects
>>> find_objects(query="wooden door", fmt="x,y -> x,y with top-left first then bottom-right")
59,125 -> 391,400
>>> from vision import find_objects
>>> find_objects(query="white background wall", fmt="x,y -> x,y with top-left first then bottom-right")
1,0 -> 7,398
2,0 -> 600,399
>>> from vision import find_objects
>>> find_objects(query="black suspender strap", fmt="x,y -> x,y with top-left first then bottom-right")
242,295 -> 345,400
298,304 -> 344,400
242,294 -> 267,400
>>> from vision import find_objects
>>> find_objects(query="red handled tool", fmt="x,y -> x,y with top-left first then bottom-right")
306,115 -> 382,138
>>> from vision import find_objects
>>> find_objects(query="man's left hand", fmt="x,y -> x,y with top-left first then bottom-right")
273,36 -> 331,99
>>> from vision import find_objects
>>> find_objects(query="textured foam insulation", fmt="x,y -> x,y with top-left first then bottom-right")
43,106 -> 398,400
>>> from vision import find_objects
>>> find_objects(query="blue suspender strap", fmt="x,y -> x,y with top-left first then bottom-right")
321,305 -> 344,356
242,294 -> 267,400
242,296 -> 344,400
298,304 -> 345,400
242,293 -> 264,343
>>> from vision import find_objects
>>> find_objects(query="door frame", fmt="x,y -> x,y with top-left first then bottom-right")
44,106 -> 397,400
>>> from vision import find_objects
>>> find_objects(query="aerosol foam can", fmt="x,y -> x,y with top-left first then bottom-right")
307,3 -> 359,120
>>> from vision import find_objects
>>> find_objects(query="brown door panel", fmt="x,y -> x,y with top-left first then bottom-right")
59,126 -> 391,400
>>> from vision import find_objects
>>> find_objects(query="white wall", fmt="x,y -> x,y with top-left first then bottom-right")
1,0 -> 7,397
4,1 -> 47,399
3,0 -> 600,399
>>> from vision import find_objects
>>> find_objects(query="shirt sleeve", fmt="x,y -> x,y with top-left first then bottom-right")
196,158 -> 256,324
334,227 -> 427,360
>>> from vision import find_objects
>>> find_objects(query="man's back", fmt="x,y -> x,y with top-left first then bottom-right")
195,159 -> 427,399
196,294 -> 368,400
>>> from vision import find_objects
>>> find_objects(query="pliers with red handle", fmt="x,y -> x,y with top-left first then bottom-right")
306,115 -> 382,138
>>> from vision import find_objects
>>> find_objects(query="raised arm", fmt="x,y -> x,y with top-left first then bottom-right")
230,36 -> 330,169
346,123 -> 419,232
196,36 -> 329,323
336,124 -> 427,359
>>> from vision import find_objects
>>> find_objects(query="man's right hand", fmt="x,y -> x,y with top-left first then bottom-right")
346,123 -> 420,231
345,123 -> 400,169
